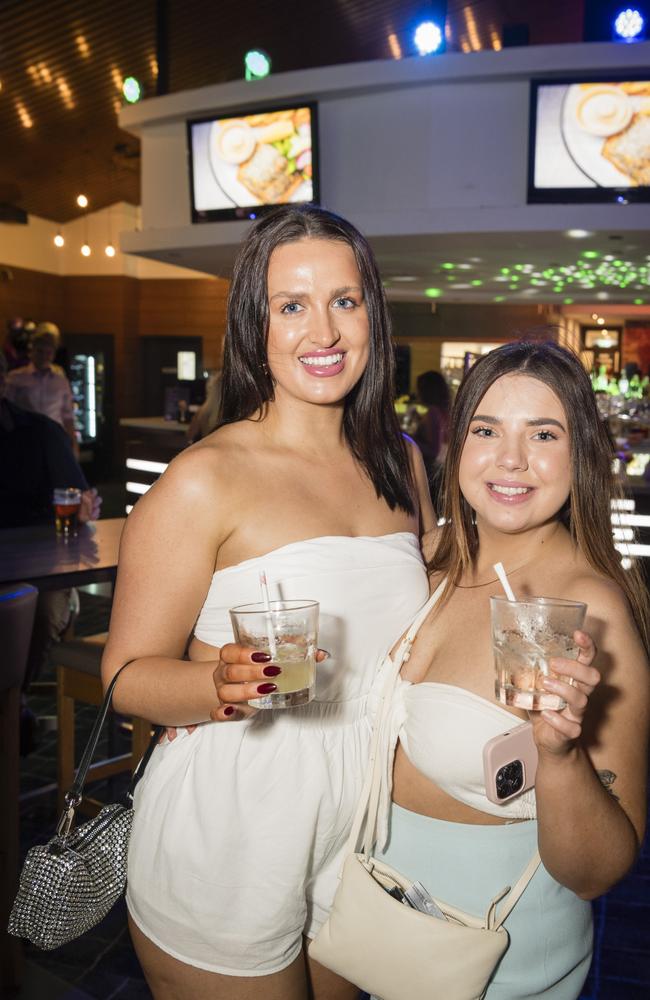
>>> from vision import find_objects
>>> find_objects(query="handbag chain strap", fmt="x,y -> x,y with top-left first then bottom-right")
56,659 -> 163,838
347,575 -> 542,923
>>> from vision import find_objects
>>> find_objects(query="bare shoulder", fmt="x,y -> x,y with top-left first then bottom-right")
121,422 -> 255,550
564,570 -> 634,629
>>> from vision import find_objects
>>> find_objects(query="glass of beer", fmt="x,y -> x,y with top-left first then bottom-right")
53,487 -> 82,538
230,600 -> 319,709
490,596 -> 587,711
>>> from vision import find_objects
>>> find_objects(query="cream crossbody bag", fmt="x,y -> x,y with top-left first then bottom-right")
309,579 -> 541,1000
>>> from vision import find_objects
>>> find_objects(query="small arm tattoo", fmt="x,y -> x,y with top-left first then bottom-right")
597,769 -> 620,801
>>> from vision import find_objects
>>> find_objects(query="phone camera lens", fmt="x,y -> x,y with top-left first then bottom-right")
495,760 -> 524,799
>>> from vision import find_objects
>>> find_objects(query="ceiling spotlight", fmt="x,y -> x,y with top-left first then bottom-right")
565,229 -> 593,239
81,243 -> 91,257
244,49 -> 271,80
105,243 -> 116,258
414,21 -> 444,55
597,317 -> 605,325
613,8 -> 645,41
76,194 -> 88,208
53,232 -> 64,248
122,76 -> 142,103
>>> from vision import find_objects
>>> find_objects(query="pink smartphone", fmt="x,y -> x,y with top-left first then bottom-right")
483,722 -> 538,805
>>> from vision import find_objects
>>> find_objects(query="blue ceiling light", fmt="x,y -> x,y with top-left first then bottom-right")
613,8 -> 645,41
414,20 -> 444,55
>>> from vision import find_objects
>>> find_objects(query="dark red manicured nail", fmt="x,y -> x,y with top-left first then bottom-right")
223,706 -> 235,716
257,682 -> 277,694
251,652 -> 273,663
263,665 -> 282,677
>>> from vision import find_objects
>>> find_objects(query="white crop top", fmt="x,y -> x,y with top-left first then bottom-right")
398,681 -> 537,820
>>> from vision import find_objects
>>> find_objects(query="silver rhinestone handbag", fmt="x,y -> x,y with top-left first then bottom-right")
9,663 -> 161,950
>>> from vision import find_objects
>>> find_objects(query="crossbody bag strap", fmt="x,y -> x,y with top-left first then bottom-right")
344,578 -> 448,860
56,659 -> 163,837
490,850 -> 542,929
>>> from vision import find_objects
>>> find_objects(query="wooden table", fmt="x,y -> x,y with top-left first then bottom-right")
0,518 -> 125,591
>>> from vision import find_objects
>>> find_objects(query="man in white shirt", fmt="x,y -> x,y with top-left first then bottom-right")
6,324 -> 79,456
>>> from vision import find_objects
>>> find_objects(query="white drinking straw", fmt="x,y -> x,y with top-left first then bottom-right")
259,570 -> 277,658
493,562 -> 517,602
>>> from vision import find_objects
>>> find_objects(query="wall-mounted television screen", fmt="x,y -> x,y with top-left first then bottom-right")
188,103 -> 319,222
528,78 -> 650,203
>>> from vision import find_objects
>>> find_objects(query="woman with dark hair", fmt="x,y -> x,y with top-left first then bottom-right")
369,339 -> 649,998
101,205 -> 433,997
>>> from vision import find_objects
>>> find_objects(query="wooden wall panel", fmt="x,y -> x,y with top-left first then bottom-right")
0,263 -> 64,329
137,277 -> 229,371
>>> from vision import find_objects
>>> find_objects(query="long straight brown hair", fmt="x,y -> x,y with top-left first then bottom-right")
219,204 -> 415,515
429,339 -> 649,652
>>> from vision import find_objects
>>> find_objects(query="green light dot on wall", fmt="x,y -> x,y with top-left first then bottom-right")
441,263 -> 455,270
514,265 -> 524,271
508,284 -> 519,290
471,279 -> 483,286
500,267 -> 510,275
634,298 -> 645,305
553,286 -> 564,292
563,298 -> 574,304
494,296 -> 506,302
581,251 -> 599,259
425,288 -> 442,298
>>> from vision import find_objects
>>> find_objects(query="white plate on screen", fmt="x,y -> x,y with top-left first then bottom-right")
560,83 -> 641,188
208,120 -> 311,208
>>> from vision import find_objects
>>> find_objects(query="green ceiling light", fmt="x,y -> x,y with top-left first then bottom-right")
425,287 -> 442,298
471,279 -> 483,286
494,296 -> 506,302
500,267 -> 510,275
508,284 -> 519,290
553,285 -> 564,292
581,250 -> 599,259
634,298 -> 645,304
122,76 -> 142,103
563,298 -> 574,304
244,49 -> 271,80
441,262 -> 455,270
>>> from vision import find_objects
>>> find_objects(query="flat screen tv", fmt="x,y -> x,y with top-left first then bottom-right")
528,78 -> 650,203
188,103 -> 319,222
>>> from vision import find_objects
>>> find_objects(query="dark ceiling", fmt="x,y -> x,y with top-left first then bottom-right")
1,0 -> 585,224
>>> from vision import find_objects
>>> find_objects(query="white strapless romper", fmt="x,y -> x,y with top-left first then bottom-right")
126,533 -> 428,976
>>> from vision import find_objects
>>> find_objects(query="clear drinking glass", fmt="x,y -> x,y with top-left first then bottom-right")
490,596 -> 587,711
53,487 -> 82,538
229,599 -> 319,709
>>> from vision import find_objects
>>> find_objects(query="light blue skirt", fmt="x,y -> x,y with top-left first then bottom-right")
373,804 -> 593,999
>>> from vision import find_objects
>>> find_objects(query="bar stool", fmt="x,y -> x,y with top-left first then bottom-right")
0,582 -> 38,992
54,633 -> 152,815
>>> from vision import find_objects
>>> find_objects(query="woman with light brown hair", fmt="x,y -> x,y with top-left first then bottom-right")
373,340 -> 649,998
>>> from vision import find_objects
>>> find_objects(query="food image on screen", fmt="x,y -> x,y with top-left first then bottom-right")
189,106 -> 315,218
531,81 -> 650,195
